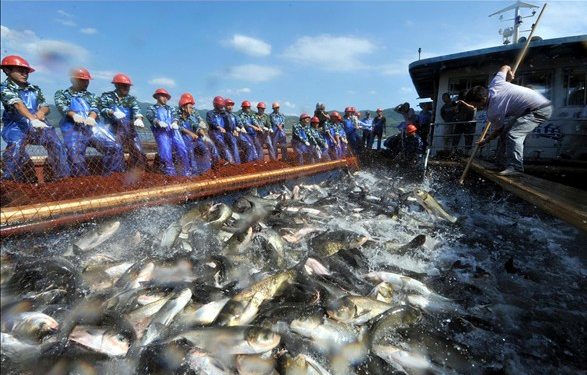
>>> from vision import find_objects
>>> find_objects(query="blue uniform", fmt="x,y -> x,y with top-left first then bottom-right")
269,111 -> 288,160
177,111 -> 213,176
255,113 -> 277,160
307,125 -> 328,162
343,116 -> 360,155
146,104 -> 190,176
99,91 -> 146,169
1,78 -> 70,182
322,121 -> 340,160
360,117 -> 373,150
206,109 -> 239,164
370,115 -> 387,151
291,122 -> 313,165
54,87 -> 123,176
237,111 -> 262,161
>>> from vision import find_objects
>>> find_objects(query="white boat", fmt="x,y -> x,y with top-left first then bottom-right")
409,2 -> 587,164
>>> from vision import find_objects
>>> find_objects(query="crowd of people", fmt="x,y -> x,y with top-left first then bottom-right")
2,55 -> 415,183
9,54 -> 526,183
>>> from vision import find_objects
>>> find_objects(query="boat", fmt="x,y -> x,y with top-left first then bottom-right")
408,1 -> 587,231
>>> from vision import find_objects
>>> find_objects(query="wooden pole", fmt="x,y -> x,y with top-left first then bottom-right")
459,3 -> 548,185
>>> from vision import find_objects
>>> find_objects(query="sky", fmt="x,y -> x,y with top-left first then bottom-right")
1,0 -> 586,115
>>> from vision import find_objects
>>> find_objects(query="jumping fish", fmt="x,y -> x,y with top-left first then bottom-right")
71,220 -> 121,253
414,190 -> 458,223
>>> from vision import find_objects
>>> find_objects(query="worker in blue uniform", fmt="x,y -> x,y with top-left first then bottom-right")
177,93 -> 212,176
235,100 -> 260,162
323,112 -> 342,160
206,96 -> 239,164
1,55 -> 70,182
100,74 -> 146,170
255,102 -> 277,161
269,102 -> 288,161
342,107 -> 360,155
54,67 -> 123,177
146,89 -> 190,176
308,116 -> 329,161
291,113 -> 314,165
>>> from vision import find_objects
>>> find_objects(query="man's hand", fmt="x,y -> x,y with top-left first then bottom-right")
85,117 -> 97,127
113,110 -> 126,120
134,118 -> 145,128
72,114 -> 85,125
31,119 -> 49,129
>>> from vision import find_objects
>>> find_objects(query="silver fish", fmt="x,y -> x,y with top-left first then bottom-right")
71,220 -> 121,253
414,190 -> 458,223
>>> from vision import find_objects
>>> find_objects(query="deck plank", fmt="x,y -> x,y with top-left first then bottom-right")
470,159 -> 587,232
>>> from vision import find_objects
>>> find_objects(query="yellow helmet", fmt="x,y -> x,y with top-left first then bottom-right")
272,101 -> 280,109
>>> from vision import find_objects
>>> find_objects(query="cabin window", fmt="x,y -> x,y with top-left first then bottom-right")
514,70 -> 552,100
563,69 -> 586,107
448,76 -> 487,98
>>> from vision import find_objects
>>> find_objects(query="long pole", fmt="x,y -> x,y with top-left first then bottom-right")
459,3 -> 547,185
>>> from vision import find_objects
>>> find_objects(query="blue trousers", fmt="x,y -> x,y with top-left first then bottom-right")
112,120 -> 146,169
237,132 -> 258,162
209,129 -> 239,164
152,127 -> 190,176
2,125 -> 70,182
272,128 -> 288,161
292,139 -> 314,165
182,134 -> 212,176
61,121 -> 124,176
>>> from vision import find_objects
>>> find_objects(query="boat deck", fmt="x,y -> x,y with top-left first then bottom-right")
467,159 -> 587,232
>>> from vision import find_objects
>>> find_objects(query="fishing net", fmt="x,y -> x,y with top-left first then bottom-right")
1,128 -> 358,238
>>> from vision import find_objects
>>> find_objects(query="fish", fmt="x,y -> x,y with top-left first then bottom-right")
413,190 -> 458,223
159,221 -> 182,250
253,228 -> 286,268
282,353 -> 333,375
372,344 -> 439,374
381,234 -> 427,255
206,203 -> 233,230
214,267 -> 298,326
68,325 -> 132,357
71,220 -> 121,253
369,305 -> 423,346
1,311 -> 59,342
326,295 -> 394,325
170,326 -> 281,355
290,314 -> 359,354
365,271 -> 451,302
309,230 -> 370,257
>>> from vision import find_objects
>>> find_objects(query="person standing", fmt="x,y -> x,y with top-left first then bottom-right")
176,93 -> 212,176
237,100 -> 261,162
269,102 -> 288,161
146,89 -> 190,176
100,73 -> 146,170
360,111 -> 373,151
255,102 -> 277,160
1,55 -> 70,182
206,96 -> 239,165
452,89 -> 476,155
342,107 -> 360,155
417,102 -> 432,149
464,65 -> 552,176
440,93 -> 457,151
314,102 -> 330,127
291,113 -> 313,165
54,67 -> 123,177
369,108 -> 387,151
308,116 -> 329,161
324,111 -> 343,160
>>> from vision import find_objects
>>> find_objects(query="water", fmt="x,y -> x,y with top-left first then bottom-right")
1,166 -> 586,374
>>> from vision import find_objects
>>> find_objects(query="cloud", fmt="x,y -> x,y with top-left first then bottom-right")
226,35 -> 271,57
282,34 -> 376,72
0,25 -> 89,72
222,87 -> 252,95
56,10 -> 76,27
400,86 -> 414,93
147,77 -> 177,88
224,64 -> 282,82
91,70 -> 118,81
80,28 -> 97,35
282,101 -> 295,109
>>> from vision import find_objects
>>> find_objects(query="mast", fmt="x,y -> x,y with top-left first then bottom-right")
489,1 -> 539,44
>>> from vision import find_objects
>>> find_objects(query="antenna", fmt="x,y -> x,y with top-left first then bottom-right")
490,1 -> 540,44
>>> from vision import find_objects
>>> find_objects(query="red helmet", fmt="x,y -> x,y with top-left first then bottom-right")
224,98 -> 235,105
241,100 -> 251,108
153,88 -> 171,100
1,55 -> 35,73
213,96 -> 225,108
299,113 -> 310,121
331,111 -> 341,119
344,107 -> 352,112
376,108 -> 383,112
179,93 -> 195,107
112,73 -> 132,85
356,112 -> 361,117
310,116 -> 320,124
257,102 -> 266,109
69,67 -> 92,80
406,124 -> 418,134
350,107 -> 356,112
